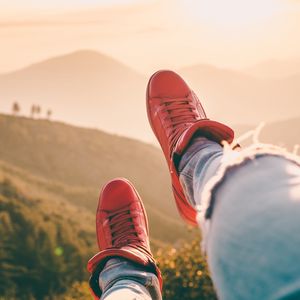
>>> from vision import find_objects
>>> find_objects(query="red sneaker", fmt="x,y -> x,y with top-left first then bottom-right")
146,70 -> 234,226
87,178 -> 162,299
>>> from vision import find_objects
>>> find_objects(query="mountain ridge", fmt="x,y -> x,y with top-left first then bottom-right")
243,58 -> 300,79
0,50 -> 299,142
0,50 -> 149,141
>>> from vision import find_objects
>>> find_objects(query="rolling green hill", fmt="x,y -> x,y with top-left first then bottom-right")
0,113 -> 188,245
0,178 -> 212,300
0,178 -> 94,299
0,113 -> 198,299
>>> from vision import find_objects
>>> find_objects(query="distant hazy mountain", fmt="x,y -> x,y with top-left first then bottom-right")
0,50 -> 150,141
0,114 -> 188,244
0,50 -> 299,143
243,59 -> 300,79
178,64 -> 300,127
235,117 -> 300,150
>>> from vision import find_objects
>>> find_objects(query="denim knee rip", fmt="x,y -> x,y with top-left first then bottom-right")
197,142 -> 300,253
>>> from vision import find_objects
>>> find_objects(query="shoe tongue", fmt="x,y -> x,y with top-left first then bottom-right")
173,123 -> 201,156
173,120 -> 235,158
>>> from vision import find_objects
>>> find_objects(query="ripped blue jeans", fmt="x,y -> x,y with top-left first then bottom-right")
98,138 -> 300,300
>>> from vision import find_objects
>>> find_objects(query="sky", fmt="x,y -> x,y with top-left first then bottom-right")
0,0 -> 300,74
0,0 -> 141,13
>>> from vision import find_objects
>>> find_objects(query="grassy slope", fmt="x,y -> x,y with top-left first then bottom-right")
0,114 -> 188,244
0,178 -> 94,298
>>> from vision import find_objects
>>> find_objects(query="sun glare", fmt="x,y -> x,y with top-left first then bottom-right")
181,0 -> 284,28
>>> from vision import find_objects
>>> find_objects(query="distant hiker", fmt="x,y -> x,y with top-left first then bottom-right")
87,71 -> 300,300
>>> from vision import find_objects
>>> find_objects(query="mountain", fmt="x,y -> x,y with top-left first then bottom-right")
234,117 -> 300,150
243,59 -> 300,79
0,113 -> 189,245
178,64 -> 300,126
0,50 -> 150,141
0,50 -> 300,143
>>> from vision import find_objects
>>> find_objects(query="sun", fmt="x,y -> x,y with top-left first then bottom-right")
180,0 -> 284,28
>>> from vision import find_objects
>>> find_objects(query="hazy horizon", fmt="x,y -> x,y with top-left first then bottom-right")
0,47 -> 300,77
1,0 -> 300,74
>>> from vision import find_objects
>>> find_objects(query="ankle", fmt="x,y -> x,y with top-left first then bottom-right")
99,258 -> 161,299
177,137 -> 220,173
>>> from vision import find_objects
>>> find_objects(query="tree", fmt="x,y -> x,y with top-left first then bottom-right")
31,105 -> 36,118
12,102 -> 20,116
47,109 -> 52,120
35,106 -> 41,118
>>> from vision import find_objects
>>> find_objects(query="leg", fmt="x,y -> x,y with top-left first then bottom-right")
178,136 -> 224,208
146,70 -> 300,300
87,179 -> 162,300
206,155 -> 300,300
99,258 -> 160,300
179,138 -> 300,299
